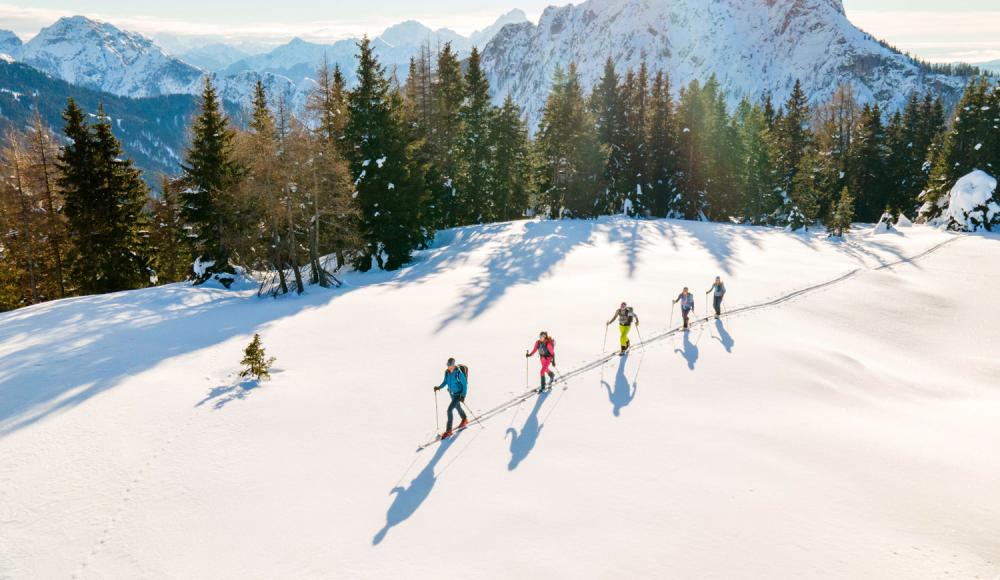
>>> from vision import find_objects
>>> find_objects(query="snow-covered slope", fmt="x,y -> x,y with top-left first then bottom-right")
482,0 -> 970,129
17,16 -> 204,98
2,218 -> 998,578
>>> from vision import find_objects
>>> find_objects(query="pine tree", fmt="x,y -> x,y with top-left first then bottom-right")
148,177 -> 192,284
458,47 -> 494,223
428,43 -> 466,228
812,84 -> 859,221
827,186 -> 855,237
490,95 -> 533,221
923,77 -> 996,220
182,76 -> 242,285
58,101 -> 151,294
620,63 -> 650,215
647,71 -> 680,218
239,333 -> 276,382
851,102 -> 890,222
536,63 -> 606,218
734,98 -> 782,224
675,79 -> 709,219
774,79 -> 812,205
344,36 -> 430,271
591,58 -> 627,214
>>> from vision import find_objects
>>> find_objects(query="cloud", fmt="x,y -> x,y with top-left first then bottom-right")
846,9 -> 1000,63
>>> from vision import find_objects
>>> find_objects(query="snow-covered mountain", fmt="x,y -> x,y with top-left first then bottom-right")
3,217 -> 999,577
179,43 -> 253,72
481,0 -> 970,129
17,16 -> 204,98
0,29 -> 21,56
222,10 -> 530,85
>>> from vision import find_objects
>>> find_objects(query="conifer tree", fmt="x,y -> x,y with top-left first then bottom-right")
647,71 -> 680,218
344,36 -> 429,271
458,47 -> 494,223
239,333 -> 276,382
58,102 -> 151,294
827,186 -> 855,237
774,79 -> 812,203
427,43 -> 465,228
675,79 -> 710,219
490,95 -> 533,221
181,77 -> 242,284
536,63 -> 606,218
924,78 -> 996,215
851,102 -> 890,221
621,63 -> 650,215
148,178 -> 191,284
734,98 -> 781,224
591,58 -> 628,214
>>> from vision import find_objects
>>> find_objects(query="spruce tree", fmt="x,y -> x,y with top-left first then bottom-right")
675,79 -> 709,219
536,63 -> 606,218
428,43 -> 465,228
458,47 -> 494,223
923,77 -> 996,219
735,98 -> 782,224
647,71 -> 680,218
621,63 -> 650,215
58,102 -> 151,294
182,76 -> 242,285
591,58 -> 627,214
851,102 -> 890,222
775,79 -> 811,204
239,333 -> 276,382
344,36 -> 429,271
149,178 -> 192,284
490,95 -> 533,221
827,186 -> 855,237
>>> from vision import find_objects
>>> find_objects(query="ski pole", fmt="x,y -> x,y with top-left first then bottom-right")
525,352 -> 529,389
669,302 -> 675,330
434,388 -> 440,432
602,324 -> 609,354
461,401 -> 485,428
635,323 -> 645,350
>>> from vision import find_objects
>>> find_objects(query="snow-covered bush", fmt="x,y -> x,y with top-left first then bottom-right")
895,213 -> 913,228
921,170 -> 1000,232
871,212 -> 895,235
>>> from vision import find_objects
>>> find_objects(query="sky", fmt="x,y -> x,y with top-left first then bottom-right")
1,0 -> 998,63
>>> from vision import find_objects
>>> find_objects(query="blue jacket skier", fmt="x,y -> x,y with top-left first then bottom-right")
673,288 -> 695,330
707,277 -> 726,318
433,358 -> 468,438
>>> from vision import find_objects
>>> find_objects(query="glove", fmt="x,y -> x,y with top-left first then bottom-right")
525,352 -> 530,357
459,396 -> 465,403
433,386 -> 440,392
551,359 -> 556,367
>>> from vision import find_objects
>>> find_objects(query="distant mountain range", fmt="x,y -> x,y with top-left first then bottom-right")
0,2 -> 989,181
481,0 -> 975,128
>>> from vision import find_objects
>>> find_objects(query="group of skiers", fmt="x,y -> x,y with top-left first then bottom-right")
431,277 -> 728,440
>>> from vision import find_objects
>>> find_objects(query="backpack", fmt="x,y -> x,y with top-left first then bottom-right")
457,364 -> 469,384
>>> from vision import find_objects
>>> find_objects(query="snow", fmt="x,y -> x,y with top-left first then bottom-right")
895,213 -> 913,228
870,212 -> 896,235
481,0 -> 969,130
2,218 -> 998,578
975,143 -> 983,151
942,170 -> 1000,232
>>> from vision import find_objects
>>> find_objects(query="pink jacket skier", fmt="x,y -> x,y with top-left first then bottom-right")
526,331 -> 557,392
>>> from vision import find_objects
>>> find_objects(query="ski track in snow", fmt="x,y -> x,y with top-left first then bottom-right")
443,235 -> 963,442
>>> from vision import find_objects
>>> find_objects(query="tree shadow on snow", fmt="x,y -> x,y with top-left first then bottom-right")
601,355 -> 638,417
505,390 -> 550,470
711,319 -> 734,353
195,377 -> 263,410
372,437 -> 457,546
436,221 -> 591,331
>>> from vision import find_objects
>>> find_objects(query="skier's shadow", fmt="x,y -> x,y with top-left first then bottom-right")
601,356 -> 637,417
505,390 -> 550,470
712,319 -> 735,353
674,329 -> 700,370
373,438 -> 455,545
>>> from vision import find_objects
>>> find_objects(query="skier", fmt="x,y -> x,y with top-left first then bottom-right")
526,331 -> 557,392
606,302 -> 639,355
706,276 -> 726,319
673,287 -> 695,330
432,358 -> 468,439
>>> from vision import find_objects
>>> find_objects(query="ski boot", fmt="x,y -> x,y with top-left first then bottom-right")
458,418 -> 469,430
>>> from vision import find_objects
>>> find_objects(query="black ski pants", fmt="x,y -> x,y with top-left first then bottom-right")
447,394 -> 467,431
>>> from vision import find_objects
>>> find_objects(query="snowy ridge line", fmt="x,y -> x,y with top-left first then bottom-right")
446,235 -> 961,446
